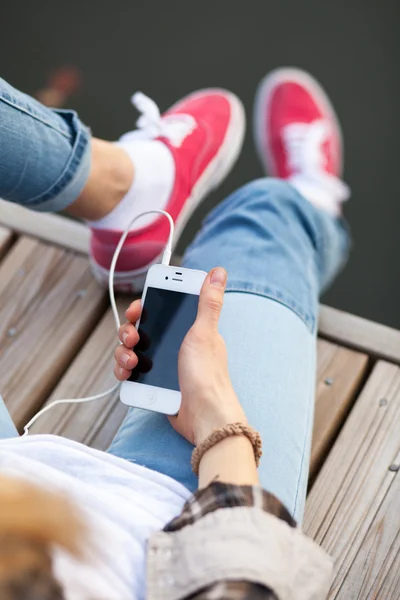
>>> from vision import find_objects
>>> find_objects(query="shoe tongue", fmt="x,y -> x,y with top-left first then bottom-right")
120,92 -> 197,148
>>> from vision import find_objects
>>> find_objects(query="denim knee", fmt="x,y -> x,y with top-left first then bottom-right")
234,178 -> 351,295
184,176 -> 349,333
202,177 -> 316,235
184,178 -> 320,330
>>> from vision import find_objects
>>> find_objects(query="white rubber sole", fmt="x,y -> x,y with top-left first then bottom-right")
91,89 -> 246,292
253,67 -> 344,177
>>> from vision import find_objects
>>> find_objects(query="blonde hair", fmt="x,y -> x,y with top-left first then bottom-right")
0,475 -> 85,600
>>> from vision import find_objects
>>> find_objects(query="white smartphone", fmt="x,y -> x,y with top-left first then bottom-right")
120,264 -> 207,415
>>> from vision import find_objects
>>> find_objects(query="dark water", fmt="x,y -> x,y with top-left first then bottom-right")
2,0 -> 399,328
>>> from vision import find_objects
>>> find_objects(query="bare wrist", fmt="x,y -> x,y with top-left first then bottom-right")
194,411 -> 248,446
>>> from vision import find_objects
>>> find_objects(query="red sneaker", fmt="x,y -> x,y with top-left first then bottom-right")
253,68 -> 349,215
90,89 -> 245,292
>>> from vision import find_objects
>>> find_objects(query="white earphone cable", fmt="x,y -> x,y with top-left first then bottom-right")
22,210 -> 175,437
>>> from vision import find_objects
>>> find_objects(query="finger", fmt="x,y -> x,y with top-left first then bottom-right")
118,323 -> 140,348
113,364 -> 131,381
114,345 -> 139,370
125,299 -> 142,324
195,267 -> 227,331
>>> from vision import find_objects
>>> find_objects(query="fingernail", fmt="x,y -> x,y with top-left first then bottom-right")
122,332 -> 129,345
122,353 -> 130,367
210,268 -> 227,288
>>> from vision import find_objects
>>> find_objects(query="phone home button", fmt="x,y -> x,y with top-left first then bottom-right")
147,393 -> 157,406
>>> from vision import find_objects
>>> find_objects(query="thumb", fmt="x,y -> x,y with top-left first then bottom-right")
195,268 -> 227,330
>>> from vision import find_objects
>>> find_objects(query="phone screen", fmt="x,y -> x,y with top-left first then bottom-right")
128,287 -> 199,391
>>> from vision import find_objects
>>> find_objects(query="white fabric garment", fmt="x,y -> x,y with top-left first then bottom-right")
0,435 -> 190,600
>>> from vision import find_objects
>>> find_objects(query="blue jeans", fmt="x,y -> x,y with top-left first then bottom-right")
0,79 -> 349,523
0,78 -> 91,212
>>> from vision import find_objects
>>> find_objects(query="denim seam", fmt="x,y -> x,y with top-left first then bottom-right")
224,285 -> 315,333
24,123 -> 90,208
292,360 -> 315,521
0,95 -> 72,140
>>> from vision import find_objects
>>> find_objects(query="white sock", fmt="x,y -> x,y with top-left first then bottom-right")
281,120 -> 350,216
88,140 -> 175,231
288,172 -> 350,217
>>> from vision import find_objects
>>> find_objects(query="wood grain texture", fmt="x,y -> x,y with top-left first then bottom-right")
29,299 -> 129,449
0,237 -> 107,428
0,199 -> 89,254
346,466 -> 400,600
304,361 -> 400,599
319,304 -> 400,365
311,340 -> 369,480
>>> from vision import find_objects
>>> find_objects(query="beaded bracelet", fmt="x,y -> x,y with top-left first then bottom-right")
191,422 -> 263,476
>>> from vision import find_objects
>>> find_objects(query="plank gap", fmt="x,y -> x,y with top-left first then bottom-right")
308,351 -> 374,489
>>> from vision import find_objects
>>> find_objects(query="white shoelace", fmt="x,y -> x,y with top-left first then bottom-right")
120,92 -> 197,148
283,119 -> 350,203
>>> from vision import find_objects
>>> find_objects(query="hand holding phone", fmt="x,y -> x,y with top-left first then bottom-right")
115,267 -> 247,445
119,264 -> 207,415
171,267 -> 247,445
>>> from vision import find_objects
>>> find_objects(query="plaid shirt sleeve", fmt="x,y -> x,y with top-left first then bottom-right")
163,482 -> 296,600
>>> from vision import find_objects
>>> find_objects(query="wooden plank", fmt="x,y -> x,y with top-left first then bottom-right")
0,225 -> 14,259
319,304 -> 400,366
0,199 -> 89,254
0,237 -> 107,428
2,201 -> 400,364
364,516 -> 400,600
342,463 -> 400,599
29,299 -> 128,449
4,201 -> 399,364
304,361 -> 400,599
310,340 -> 369,480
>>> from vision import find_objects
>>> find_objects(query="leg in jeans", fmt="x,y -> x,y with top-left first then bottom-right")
0,77 -> 133,220
0,78 -> 91,212
108,178 -> 350,523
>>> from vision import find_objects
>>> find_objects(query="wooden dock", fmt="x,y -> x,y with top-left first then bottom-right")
1,201 -> 399,599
